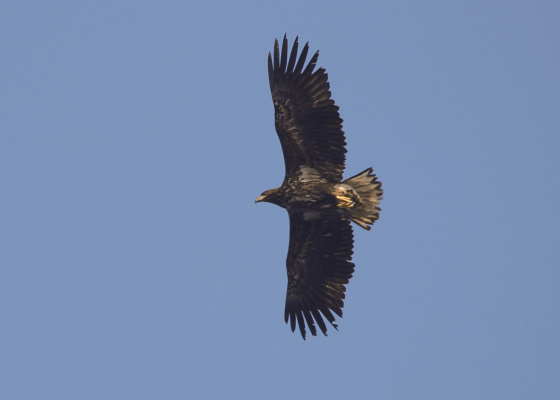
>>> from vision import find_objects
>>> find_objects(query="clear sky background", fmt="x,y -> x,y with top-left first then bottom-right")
1,1 -> 559,399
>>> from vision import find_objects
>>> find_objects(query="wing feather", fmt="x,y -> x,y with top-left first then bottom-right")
279,35 -> 288,73
284,211 -> 355,339
286,37 -> 298,74
268,35 -> 347,183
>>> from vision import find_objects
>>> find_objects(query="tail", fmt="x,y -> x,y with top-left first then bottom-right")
343,167 -> 383,230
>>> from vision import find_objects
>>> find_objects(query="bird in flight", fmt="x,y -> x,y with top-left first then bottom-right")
256,35 -> 383,339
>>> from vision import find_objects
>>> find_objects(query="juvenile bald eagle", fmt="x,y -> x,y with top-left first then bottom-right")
256,35 -> 383,339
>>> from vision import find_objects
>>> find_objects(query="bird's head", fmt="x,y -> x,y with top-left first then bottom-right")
255,188 -> 282,205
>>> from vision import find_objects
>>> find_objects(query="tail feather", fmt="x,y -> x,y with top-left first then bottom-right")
343,168 -> 383,230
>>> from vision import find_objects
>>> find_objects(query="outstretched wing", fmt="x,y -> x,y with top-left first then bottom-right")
285,210 -> 355,339
269,35 -> 347,183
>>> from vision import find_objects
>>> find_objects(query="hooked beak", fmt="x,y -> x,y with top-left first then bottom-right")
255,194 -> 266,203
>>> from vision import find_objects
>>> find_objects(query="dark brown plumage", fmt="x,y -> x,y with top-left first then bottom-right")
256,35 -> 383,339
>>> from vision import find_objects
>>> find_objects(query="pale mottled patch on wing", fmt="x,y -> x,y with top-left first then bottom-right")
296,165 -> 326,183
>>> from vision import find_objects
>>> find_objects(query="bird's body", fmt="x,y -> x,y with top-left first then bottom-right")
256,35 -> 382,339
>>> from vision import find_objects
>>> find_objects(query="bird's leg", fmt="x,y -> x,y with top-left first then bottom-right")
332,185 -> 358,208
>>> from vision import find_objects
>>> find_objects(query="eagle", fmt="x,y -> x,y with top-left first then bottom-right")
255,35 -> 383,339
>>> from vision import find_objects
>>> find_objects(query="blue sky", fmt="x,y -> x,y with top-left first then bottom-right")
1,1 -> 559,399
